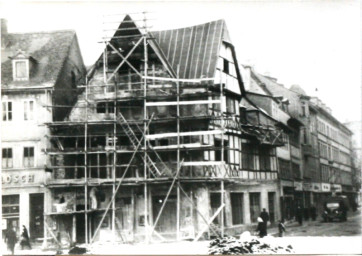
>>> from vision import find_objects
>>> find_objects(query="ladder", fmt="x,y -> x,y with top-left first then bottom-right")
117,112 -> 163,177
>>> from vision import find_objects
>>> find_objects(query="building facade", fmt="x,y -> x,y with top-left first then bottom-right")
241,64 -> 356,216
41,16 -> 285,246
1,19 -> 86,241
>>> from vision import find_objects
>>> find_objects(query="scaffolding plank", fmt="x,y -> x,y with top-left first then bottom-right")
146,130 -> 222,139
182,161 -> 224,166
145,100 -> 220,106
142,76 -> 214,83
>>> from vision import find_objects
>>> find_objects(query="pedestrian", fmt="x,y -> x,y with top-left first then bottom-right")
296,206 -> 303,225
260,208 -> 270,224
278,220 -> 286,237
20,225 -> 32,250
310,204 -> 317,221
4,226 -> 17,255
256,217 -> 267,238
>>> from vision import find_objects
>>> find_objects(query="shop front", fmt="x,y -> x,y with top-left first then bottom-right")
280,180 -> 295,220
1,169 -> 45,240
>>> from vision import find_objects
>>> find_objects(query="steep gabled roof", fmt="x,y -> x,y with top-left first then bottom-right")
152,19 -> 227,80
1,30 -> 76,86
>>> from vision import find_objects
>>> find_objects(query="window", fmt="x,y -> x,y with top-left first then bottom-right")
2,195 -> 20,217
223,58 -> 229,74
231,193 -> 244,225
23,147 -> 34,167
15,61 -> 27,79
292,163 -> 300,179
249,193 -> 260,223
24,100 -> 34,120
2,148 -> 13,168
226,98 -> 235,113
242,144 -> 255,170
210,193 -> 225,225
259,146 -> 271,171
2,101 -> 12,121
96,102 -> 114,114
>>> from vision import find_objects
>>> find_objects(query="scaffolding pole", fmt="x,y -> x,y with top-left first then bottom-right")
84,79 -> 89,244
176,65 -> 181,241
143,13 -> 149,243
220,72 -> 225,238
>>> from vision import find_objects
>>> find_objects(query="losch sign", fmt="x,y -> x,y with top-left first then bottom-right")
2,173 -> 35,185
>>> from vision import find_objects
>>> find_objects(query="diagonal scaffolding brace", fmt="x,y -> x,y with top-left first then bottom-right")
90,113 -> 155,244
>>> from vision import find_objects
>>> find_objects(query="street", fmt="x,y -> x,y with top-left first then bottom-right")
272,210 -> 361,237
3,211 -> 361,255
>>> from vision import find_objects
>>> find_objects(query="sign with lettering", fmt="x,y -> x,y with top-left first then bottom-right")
331,184 -> 342,192
294,181 -> 303,191
303,182 -> 313,191
2,173 -> 35,185
311,182 -> 321,192
321,183 -> 331,192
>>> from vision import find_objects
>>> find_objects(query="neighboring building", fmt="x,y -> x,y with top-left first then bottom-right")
310,97 -> 355,207
1,19 -> 86,241
241,66 -> 304,220
42,16 -> 284,246
344,120 -> 362,203
241,64 -> 356,215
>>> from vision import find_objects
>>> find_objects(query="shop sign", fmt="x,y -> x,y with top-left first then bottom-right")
294,181 -> 303,191
311,183 -> 321,192
321,183 -> 331,192
331,184 -> 342,192
2,173 -> 35,185
303,182 -> 313,191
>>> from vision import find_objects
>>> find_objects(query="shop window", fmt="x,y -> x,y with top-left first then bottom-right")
210,193 -> 225,225
230,193 -> 244,225
24,100 -> 34,121
2,195 -> 19,216
23,147 -> 34,167
2,101 -> 12,121
268,192 -> 275,223
2,148 -> 13,168
249,192 -> 260,223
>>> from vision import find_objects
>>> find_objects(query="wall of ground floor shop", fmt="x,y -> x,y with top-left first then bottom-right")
47,181 -> 280,245
2,186 -> 45,241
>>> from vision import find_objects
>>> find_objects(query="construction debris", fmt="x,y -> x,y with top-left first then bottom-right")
208,234 -> 294,255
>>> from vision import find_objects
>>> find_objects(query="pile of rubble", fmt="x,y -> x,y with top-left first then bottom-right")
208,232 -> 294,254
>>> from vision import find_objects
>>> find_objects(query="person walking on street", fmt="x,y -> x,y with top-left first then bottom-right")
260,208 -> 270,235
256,217 -> 267,238
4,226 -> 17,255
20,225 -> 32,250
296,206 -> 303,225
278,220 -> 286,237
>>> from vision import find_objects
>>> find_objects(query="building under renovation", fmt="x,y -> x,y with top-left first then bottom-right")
43,15 -> 285,246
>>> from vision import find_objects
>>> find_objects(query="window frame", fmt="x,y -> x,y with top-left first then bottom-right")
2,148 -> 13,168
23,146 -> 35,167
23,100 -> 35,121
12,59 -> 29,81
2,101 -> 13,121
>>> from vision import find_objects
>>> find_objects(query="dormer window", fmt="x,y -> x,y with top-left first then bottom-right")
11,50 -> 30,81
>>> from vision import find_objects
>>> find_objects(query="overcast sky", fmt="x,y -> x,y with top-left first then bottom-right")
1,0 -> 360,123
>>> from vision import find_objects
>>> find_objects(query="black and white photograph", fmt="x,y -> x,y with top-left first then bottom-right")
1,0 -> 361,254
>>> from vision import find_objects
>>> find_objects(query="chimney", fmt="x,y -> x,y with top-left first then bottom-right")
1,19 -> 8,48
243,65 -> 252,91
